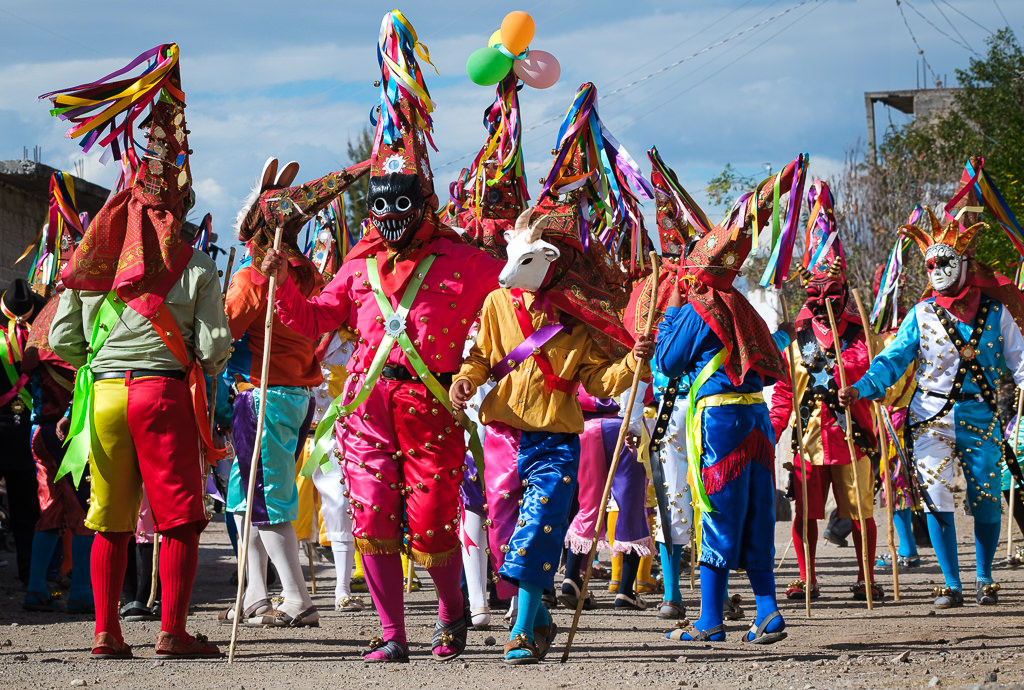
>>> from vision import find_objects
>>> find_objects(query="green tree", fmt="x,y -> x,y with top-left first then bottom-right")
705,163 -> 757,211
876,28 -> 1024,273
344,126 -> 373,231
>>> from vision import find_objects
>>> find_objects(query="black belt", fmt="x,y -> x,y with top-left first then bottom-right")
94,369 -> 187,382
922,388 -> 983,404
380,365 -> 454,389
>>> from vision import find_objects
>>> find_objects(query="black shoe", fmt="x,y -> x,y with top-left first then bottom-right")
933,587 -> 964,608
976,582 -> 1000,605
851,581 -> 885,602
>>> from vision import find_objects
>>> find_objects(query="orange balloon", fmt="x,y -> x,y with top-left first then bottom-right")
500,11 -> 535,56
488,29 -> 502,48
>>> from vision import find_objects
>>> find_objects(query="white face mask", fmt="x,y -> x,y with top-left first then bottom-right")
925,244 -> 966,293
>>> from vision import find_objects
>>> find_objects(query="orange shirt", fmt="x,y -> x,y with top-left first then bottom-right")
225,266 -> 322,389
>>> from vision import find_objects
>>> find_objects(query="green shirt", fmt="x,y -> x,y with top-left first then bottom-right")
51,251 -> 231,375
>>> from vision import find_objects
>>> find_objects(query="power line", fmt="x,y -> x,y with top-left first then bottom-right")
936,0 -> 993,35
628,0 -> 827,130
991,0 -> 1019,43
603,0 -> 762,90
432,0 -> 818,176
602,0 -> 817,100
903,0 -> 980,56
929,0 -> 977,48
896,0 -> 941,85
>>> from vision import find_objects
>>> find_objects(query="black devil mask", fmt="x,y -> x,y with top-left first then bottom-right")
367,173 -> 426,249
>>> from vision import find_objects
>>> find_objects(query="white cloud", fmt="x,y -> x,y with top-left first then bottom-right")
1,0 -> 1021,260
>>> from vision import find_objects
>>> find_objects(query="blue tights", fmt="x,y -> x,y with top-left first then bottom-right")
893,509 -> 918,558
658,542 -> 683,604
670,565 -> 783,642
26,530 -> 60,596
27,531 -> 93,604
746,568 -> 785,640
974,519 -> 1000,584
926,511 -> 961,591
507,581 -> 551,660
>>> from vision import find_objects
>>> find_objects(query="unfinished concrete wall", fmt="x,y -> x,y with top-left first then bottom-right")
0,160 -> 111,287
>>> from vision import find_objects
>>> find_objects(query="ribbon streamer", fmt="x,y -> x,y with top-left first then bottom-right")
40,44 -> 181,191
870,207 -> 919,332
372,10 -> 436,156
756,153 -> 809,288
540,83 -> 654,276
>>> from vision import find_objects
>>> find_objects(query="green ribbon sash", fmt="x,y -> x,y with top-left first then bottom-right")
300,256 -> 485,478
57,292 -> 125,487
685,347 -> 727,514
0,326 -> 31,411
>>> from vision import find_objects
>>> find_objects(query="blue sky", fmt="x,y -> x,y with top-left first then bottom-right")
1,0 -> 1020,263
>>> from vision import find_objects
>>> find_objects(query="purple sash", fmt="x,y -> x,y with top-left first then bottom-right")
490,322 -> 565,383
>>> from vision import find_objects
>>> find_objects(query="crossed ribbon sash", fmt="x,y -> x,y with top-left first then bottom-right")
0,322 -> 31,411
301,255 -> 484,477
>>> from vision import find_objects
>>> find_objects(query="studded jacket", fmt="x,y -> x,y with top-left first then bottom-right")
771,326 -> 879,466
275,236 -> 502,377
854,297 -> 1024,422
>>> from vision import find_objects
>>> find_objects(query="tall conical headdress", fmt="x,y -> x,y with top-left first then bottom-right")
444,74 -> 527,259
370,10 -> 438,205
802,180 -> 846,285
22,171 -> 87,299
41,44 -> 194,318
649,146 -> 712,257
540,82 -> 654,277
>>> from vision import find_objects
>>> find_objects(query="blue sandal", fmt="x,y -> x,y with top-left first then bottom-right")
744,610 -> 787,644
666,621 -> 726,641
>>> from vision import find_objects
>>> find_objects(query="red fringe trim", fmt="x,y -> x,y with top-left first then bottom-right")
701,430 -> 774,495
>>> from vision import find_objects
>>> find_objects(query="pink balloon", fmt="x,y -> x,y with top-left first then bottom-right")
513,50 -> 560,89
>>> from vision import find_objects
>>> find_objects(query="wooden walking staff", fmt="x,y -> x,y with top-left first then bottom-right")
222,246 -> 236,299
147,538 -> 160,609
1007,389 -> 1024,560
824,299 -> 873,610
775,535 -> 794,571
780,293 -> 812,617
307,542 -> 317,595
688,530 -> 696,591
851,288 -> 900,601
562,253 -> 659,663
228,225 -> 284,662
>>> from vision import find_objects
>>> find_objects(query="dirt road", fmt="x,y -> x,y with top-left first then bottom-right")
0,514 -> 1021,689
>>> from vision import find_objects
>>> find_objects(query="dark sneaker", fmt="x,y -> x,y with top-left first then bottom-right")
823,530 -> 848,548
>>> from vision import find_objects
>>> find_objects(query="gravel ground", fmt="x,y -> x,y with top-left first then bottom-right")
1,513 -> 1023,689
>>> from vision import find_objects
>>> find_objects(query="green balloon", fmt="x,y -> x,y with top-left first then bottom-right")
466,46 -> 513,86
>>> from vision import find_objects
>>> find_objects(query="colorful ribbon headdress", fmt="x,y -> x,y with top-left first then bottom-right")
25,171 -> 87,297
40,44 -> 184,193
751,153 -> 809,288
371,9 -> 438,203
950,156 -> 1024,262
649,146 -> 712,255
540,82 -> 654,277
870,206 -> 919,332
